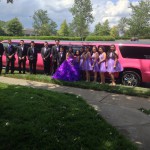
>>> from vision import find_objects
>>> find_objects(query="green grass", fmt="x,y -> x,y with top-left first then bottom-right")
0,82 -> 137,150
139,108 -> 150,115
2,72 -> 150,98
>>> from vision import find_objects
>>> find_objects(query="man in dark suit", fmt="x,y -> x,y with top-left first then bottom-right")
27,41 -> 38,74
5,39 -> 16,74
51,39 -> 61,74
17,40 -> 27,74
41,41 -> 51,75
0,42 -> 4,74
57,46 -> 66,67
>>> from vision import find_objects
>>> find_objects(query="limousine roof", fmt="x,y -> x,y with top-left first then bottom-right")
2,39 -> 150,46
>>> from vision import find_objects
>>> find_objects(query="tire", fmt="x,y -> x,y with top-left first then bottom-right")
121,71 -> 141,87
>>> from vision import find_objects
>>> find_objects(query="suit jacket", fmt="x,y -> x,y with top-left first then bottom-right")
17,45 -> 28,61
51,45 -> 60,62
5,44 -> 16,61
0,43 -> 4,57
58,51 -> 66,66
27,47 -> 38,61
41,47 -> 51,61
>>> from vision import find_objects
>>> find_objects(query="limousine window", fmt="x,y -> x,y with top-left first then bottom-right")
119,46 -> 150,59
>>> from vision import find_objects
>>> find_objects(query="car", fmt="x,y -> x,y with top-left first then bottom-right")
2,40 -> 150,86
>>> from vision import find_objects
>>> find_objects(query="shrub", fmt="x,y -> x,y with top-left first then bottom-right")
85,36 -> 115,41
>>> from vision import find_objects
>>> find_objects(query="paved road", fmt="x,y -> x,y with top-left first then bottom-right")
0,76 -> 150,150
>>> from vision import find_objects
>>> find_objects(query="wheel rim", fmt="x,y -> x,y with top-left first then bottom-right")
122,73 -> 138,86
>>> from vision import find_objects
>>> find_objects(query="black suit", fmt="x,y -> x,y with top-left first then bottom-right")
41,46 -> 51,75
17,45 -> 27,73
27,47 -> 38,74
51,45 -> 60,74
5,44 -> 16,74
0,43 -> 4,74
57,51 -> 66,66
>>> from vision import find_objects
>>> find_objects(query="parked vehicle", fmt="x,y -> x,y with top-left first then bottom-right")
2,40 -> 150,86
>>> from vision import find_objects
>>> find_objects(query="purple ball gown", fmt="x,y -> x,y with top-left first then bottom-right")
52,56 -> 80,82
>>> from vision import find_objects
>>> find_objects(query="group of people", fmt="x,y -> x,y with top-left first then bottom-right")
52,43 -> 123,85
0,39 -> 123,85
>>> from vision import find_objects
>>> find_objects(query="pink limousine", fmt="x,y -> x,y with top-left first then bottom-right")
2,40 -> 150,86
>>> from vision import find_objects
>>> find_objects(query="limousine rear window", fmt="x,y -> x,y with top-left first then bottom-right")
119,46 -> 150,59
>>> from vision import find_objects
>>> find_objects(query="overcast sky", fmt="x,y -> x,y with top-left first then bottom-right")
0,0 -> 138,31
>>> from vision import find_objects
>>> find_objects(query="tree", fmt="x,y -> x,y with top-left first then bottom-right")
33,9 -> 57,36
128,0 -> 150,36
101,20 -> 110,36
118,17 -> 128,36
94,22 -> 103,35
7,18 -> 23,36
70,0 -> 94,38
110,26 -> 119,38
0,27 -> 6,35
57,20 -> 69,36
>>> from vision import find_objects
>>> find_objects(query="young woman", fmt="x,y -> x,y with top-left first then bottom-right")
98,46 -> 107,84
106,44 -> 123,86
91,46 -> 99,82
52,46 -> 80,81
82,47 -> 92,82
79,47 -> 85,79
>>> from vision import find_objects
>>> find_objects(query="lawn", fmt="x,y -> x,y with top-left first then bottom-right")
2,72 -> 150,98
0,83 -> 137,150
139,108 -> 150,115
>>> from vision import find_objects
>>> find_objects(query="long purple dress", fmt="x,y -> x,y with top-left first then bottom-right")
107,52 -> 123,73
52,54 -> 80,82
99,53 -> 106,73
91,52 -> 99,72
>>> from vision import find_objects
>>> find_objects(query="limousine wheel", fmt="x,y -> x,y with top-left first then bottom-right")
121,71 -> 141,86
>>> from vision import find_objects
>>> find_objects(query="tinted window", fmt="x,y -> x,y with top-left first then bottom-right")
35,43 -> 44,53
119,46 -> 150,59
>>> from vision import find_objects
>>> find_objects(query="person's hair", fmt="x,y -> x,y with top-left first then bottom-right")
110,44 -> 116,50
55,39 -> 60,42
60,46 -> 64,49
92,46 -> 97,51
75,50 -> 80,56
107,44 -> 117,59
45,41 -> 48,44
20,40 -> 24,42
31,41 -> 34,43
99,46 -> 105,52
8,39 -> 11,42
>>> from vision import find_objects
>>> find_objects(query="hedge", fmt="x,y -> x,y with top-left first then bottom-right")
85,36 -> 115,41
0,36 -> 82,41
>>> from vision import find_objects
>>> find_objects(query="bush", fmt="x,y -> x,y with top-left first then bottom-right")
0,36 -> 82,41
85,36 -> 115,41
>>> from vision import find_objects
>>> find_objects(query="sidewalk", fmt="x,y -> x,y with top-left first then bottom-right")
0,76 -> 150,150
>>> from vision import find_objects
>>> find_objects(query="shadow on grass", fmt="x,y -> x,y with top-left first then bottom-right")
2,73 -> 150,98
0,83 -> 137,150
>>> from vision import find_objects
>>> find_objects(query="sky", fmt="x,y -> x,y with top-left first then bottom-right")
0,0 -> 139,31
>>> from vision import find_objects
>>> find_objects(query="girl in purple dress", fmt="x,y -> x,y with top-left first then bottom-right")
91,46 -> 99,82
52,47 -> 80,81
106,44 -> 123,86
82,47 -> 92,82
98,46 -> 107,84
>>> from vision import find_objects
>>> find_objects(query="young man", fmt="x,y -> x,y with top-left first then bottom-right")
0,42 -> 4,74
27,41 -> 38,74
51,39 -> 61,74
5,39 -> 16,74
17,40 -> 28,74
57,46 -> 66,67
41,41 -> 51,75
